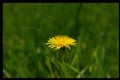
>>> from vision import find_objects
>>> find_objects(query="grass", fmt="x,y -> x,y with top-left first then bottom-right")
3,3 -> 119,78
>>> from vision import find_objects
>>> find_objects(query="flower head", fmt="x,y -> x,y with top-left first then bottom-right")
46,35 -> 76,50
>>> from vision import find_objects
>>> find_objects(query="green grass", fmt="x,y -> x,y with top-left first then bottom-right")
3,3 -> 119,78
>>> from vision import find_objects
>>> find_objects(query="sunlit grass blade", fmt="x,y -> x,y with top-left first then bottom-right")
45,48 -> 54,78
64,63 -> 79,73
3,69 -> 11,78
76,65 -> 89,78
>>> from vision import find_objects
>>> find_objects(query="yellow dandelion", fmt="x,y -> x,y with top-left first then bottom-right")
46,35 -> 76,50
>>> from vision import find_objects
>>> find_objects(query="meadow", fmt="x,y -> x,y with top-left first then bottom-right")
3,3 -> 119,78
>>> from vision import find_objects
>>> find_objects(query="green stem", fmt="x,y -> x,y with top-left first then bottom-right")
62,56 -> 64,64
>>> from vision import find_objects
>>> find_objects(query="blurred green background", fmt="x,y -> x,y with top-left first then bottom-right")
3,3 -> 119,78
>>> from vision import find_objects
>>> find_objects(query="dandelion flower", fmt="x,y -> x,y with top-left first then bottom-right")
46,35 -> 76,50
